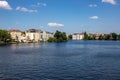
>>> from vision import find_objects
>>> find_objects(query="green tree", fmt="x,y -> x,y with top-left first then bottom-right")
83,32 -> 89,40
48,30 -> 68,42
0,29 -> 11,43
54,30 -> 61,39
98,35 -> 104,40
47,37 -> 57,42
88,35 -> 96,40
61,32 -> 67,41
105,34 -> 110,40
68,34 -> 72,40
111,33 -> 117,40
92,35 -> 96,40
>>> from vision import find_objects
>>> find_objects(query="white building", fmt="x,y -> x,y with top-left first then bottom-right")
40,31 -> 54,41
20,33 -> 26,42
26,29 -> 41,42
72,33 -> 84,40
8,29 -> 22,42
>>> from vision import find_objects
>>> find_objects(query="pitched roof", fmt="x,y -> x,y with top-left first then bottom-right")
26,29 -> 41,33
8,29 -> 21,32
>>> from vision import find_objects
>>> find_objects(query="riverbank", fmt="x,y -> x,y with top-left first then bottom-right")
0,41 -> 8,45
1,39 -> 120,45
0,42 -> 19,45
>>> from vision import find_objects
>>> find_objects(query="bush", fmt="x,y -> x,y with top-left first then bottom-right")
48,30 -> 68,42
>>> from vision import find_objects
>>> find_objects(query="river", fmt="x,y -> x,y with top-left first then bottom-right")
0,40 -> 120,80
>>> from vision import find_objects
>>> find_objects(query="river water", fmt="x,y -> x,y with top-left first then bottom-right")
0,40 -> 120,80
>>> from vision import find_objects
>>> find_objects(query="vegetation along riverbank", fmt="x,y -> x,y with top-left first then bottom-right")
0,29 -> 120,45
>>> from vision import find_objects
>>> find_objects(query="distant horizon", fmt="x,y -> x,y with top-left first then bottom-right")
0,28 -> 119,35
0,0 -> 120,34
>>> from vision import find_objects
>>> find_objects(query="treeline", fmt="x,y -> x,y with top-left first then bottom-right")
48,30 -> 68,42
84,32 -> 120,40
0,29 -> 11,44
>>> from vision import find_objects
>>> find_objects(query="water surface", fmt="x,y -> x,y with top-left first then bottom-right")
0,41 -> 120,80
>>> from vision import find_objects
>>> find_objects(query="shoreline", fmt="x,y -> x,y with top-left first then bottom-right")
1,40 -> 120,45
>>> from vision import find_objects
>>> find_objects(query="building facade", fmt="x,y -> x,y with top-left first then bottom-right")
8,29 -> 22,42
26,29 -> 41,42
72,33 -> 84,40
8,29 -> 54,42
40,31 -> 54,41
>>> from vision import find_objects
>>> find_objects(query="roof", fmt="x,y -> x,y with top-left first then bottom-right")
26,29 -> 40,33
46,31 -> 53,34
8,29 -> 21,32
73,33 -> 84,35
41,31 -> 53,34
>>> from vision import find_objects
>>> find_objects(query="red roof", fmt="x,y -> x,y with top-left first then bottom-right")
8,29 -> 21,32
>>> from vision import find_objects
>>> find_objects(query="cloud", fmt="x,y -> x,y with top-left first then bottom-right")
31,2 -> 47,7
89,4 -> 97,7
16,6 -> 37,12
0,0 -> 12,10
102,0 -> 116,5
48,22 -> 64,27
90,16 -> 99,20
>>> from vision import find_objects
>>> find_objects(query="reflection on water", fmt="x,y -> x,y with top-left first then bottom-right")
0,41 -> 120,80
11,43 -> 41,50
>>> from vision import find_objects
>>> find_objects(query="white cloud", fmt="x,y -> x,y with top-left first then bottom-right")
48,22 -> 64,27
102,0 -> 116,5
37,2 -> 47,7
32,2 -> 47,7
89,4 -> 97,7
0,0 -> 12,10
90,16 -> 99,20
16,6 -> 37,13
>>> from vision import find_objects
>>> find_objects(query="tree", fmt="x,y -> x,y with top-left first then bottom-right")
83,32 -> 89,40
47,37 -> 57,42
92,35 -> 96,40
54,30 -> 61,39
105,34 -> 110,40
68,34 -> 72,40
0,29 -> 11,43
111,33 -> 117,40
61,32 -> 67,41
98,35 -> 104,40
48,30 -> 68,42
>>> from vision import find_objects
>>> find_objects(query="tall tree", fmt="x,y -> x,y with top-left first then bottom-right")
68,34 -> 72,40
48,30 -> 67,42
83,32 -> 89,40
105,34 -> 110,40
0,29 -> 11,43
111,33 -> 117,40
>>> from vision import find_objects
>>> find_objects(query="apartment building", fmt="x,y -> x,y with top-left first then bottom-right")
8,29 -> 22,42
8,29 -> 54,42
40,31 -> 54,41
72,33 -> 84,40
26,29 -> 41,42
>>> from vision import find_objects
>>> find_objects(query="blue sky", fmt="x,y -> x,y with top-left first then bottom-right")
0,0 -> 120,34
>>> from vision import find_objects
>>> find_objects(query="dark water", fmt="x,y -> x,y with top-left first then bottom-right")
0,41 -> 120,80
